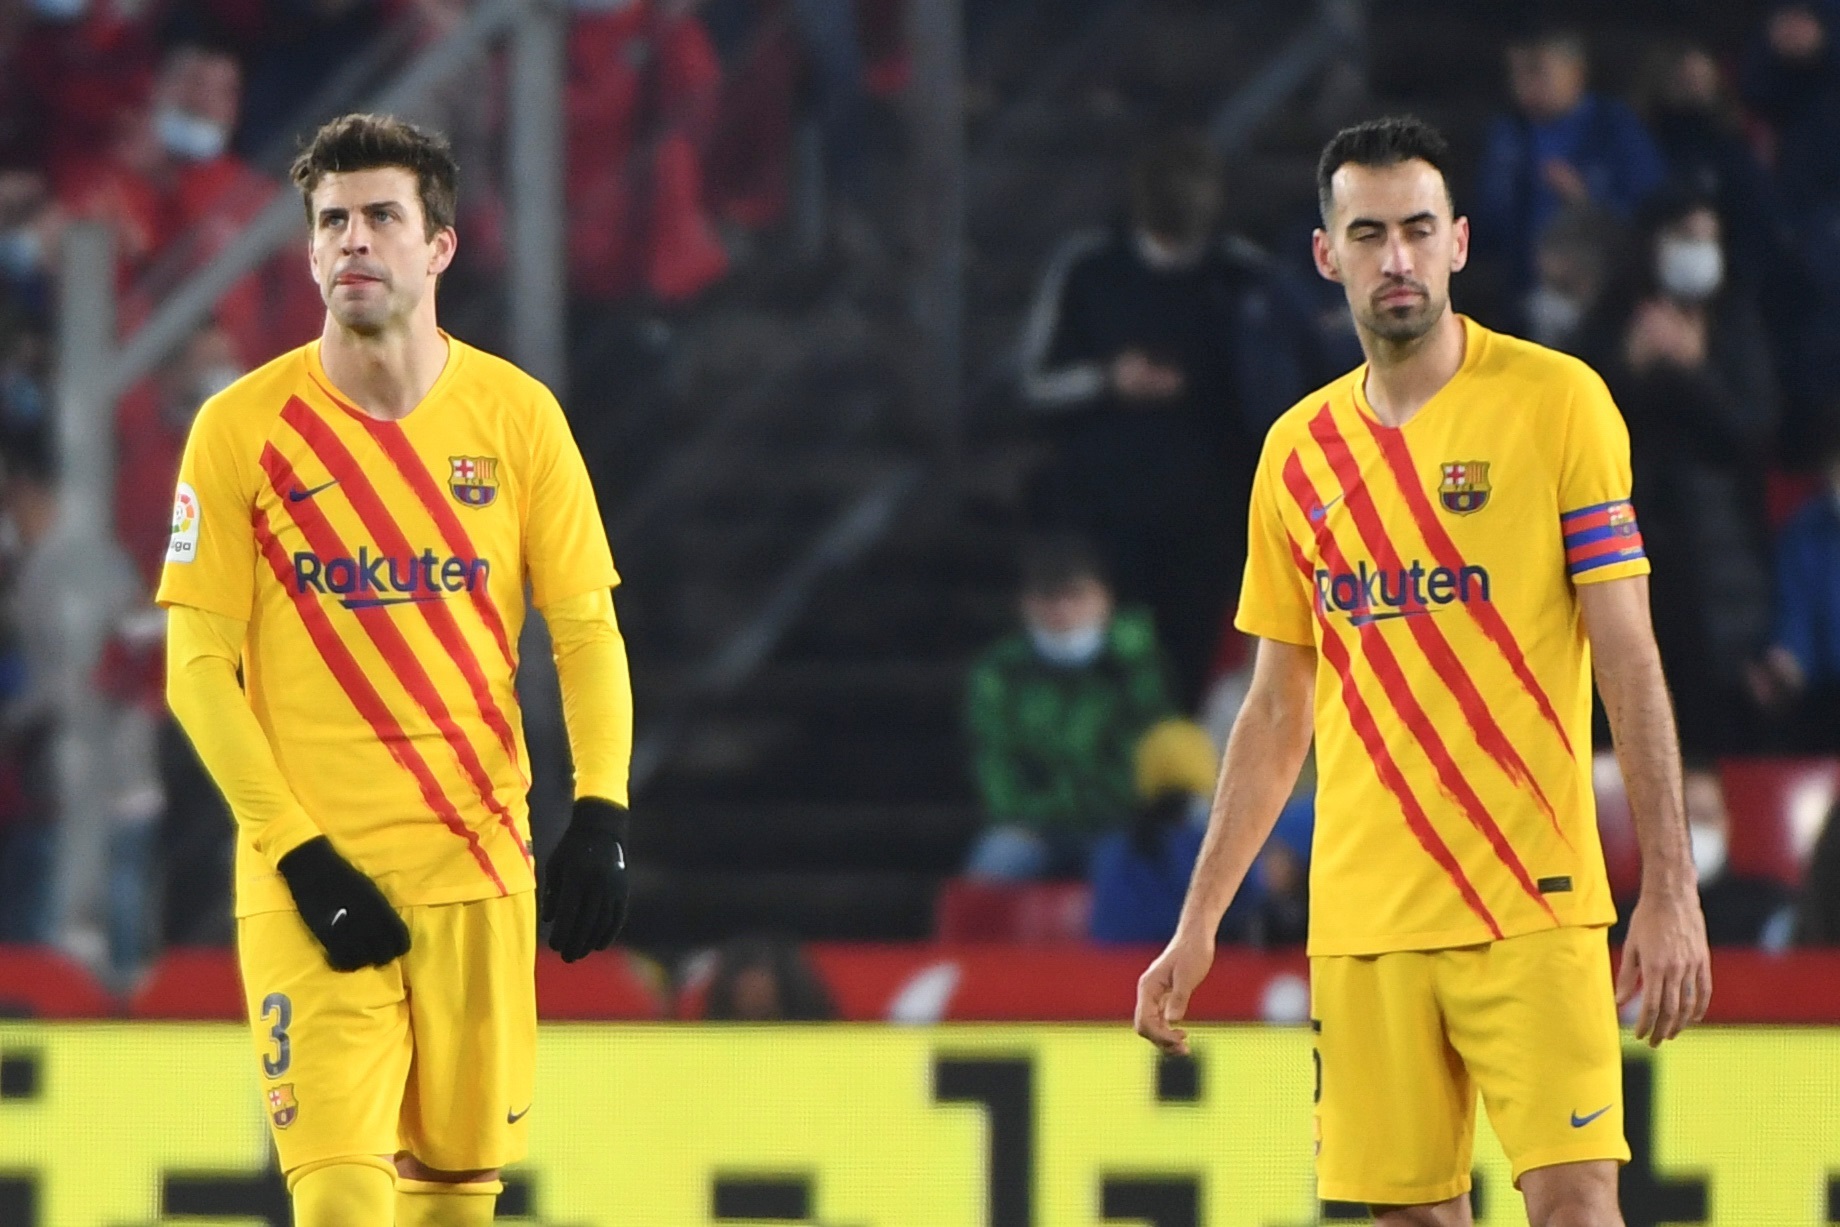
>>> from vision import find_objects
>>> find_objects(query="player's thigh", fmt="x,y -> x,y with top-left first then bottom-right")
398,890 -> 538,1172
238,909 -> 412,1173
1518,1159 -> 1622,1226
1437,925 -> 1630,1188
1312,950 -> 1477,1208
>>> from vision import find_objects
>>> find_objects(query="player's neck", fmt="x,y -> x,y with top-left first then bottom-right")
317,312 -> 449,422
1359,308 -> 1466,429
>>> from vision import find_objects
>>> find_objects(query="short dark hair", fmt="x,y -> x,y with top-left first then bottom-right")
290,113 -> 458,240
1316,115 -> 1455,224
1019,534 -> 1108,597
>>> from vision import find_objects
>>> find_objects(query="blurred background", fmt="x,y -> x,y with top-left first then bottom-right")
4,0 -> 1840,1222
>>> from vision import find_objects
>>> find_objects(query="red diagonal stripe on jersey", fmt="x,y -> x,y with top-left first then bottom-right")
1360,413 -> 1575,757
263,442 -> 532,866
1282,529 -> 1502,940
251,507 -> 506,894
281,398 -> 525,785
305,369 -> 516,670
1308,407 -> 1568,844
1284,450 -> 1555,921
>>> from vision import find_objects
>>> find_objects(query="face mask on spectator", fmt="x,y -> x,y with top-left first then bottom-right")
156,106 -> 229,162
29,0 -> 88,20
0,227 -> 43,281
1525,284 -> 1584,345
1656,237 -> 1723,302
1028,621 -> 1107,667
1689,821 -> 1727,882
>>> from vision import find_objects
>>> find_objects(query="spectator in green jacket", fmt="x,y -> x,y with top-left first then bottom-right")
963,536 -> 1174,880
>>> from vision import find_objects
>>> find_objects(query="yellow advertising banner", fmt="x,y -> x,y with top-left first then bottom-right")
0,1023 -> 1837,1225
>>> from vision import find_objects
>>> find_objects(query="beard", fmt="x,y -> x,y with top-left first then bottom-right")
1356,278 -> 1446,343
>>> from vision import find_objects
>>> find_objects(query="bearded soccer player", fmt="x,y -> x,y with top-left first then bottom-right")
158,114 -> 632,1226
1134,116 -> 1712,1227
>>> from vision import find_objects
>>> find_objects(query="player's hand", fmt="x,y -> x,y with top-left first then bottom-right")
540,797 -> 630,962
276,836 -> 412,972
1135,930 -> 1214,1056
1616,886 -> 1712,1047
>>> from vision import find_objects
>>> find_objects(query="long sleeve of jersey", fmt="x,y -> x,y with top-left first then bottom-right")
165,603 -> 323,866
544,587 -> 634,807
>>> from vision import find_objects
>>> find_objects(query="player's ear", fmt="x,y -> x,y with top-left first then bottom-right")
1311,228 -> 1342,284
1450,214 -> 1470,274
429,226 -> 457,278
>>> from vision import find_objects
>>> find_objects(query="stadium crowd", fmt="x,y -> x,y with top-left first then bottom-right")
0,0 -> 1837,987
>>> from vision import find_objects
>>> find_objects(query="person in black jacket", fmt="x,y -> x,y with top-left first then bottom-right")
1017,132 -> 1327,707
1582,190 -> 1779,761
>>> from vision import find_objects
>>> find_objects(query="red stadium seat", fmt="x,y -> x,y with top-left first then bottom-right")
0,945 -> 114,1018
535,949 -> 666,1020
934,878 -> 1091,943
128,947 -> 244,1019
1720,756 -> 1840,888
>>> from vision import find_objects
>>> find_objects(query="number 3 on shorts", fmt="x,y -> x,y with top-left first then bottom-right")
261,992 -> 292,1078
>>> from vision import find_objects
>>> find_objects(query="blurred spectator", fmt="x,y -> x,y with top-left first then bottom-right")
702,934 -> 836,1020
1741,2 -> 1840,226
1519,203 -> 1616,352
0,171 -> 64,325
1472,27 -> 1667,295
15,0 -> 159,182
1087,718 -> 1311,947
1681,768 -> 1793,945
1018,132 -> 1326,706
964,536 -> 1172,881
1752,420 -> 1840,750
566,0 -> 728,307
1639,41 -> 1781,287
55,40 -> 307,366
115,324 -> 241,588
1583,193 -> 1777,760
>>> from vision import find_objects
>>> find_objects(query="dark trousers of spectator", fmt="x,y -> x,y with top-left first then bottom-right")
158,717 -> 234,947
0,820 -> 54,943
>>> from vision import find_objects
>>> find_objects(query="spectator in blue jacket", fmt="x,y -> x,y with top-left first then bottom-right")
1472,27 -> 1668,295
1753,425 -> 1840,751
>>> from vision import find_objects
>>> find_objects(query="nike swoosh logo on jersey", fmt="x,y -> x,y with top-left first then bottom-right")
507,1105 -> 532,1124
287,479 -> 340,503
339,595 -> 447,610
1570,1104 -> 1612,1128
1347,607 -> 1438,627
1308,493 -> 1344,522
330,908 -> 348,926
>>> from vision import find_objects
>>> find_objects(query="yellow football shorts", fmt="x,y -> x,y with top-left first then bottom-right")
238,890 -> 537,1175
1310,924 -> 1629,1207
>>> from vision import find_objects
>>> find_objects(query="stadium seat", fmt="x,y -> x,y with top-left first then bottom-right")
1720,756 -> 1840,888
535,949 -> 667,1020
1591,753 -> 1642,901
933,878 -> 1092,943
128,947 -> 244,1019
0,945 -> 114,1018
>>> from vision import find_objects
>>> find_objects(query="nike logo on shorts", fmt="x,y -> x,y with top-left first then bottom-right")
329,908 -> 348,926
508,1105 -> 532,1124
1570,1104 -> 1611,1128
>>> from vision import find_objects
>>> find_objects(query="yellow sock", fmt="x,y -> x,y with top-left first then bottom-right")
290,1158 -> 397,1226
396,1176 -> 502,1227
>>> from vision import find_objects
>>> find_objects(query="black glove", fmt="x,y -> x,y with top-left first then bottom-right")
540,797 -> 630,962
277,836 -> 412,972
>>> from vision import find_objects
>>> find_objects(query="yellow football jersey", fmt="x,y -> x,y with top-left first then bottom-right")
157,335 -> 617,916
1237,317 -> 1646,956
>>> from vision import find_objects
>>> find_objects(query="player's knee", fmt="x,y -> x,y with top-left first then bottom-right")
289,1157 -> 397,1226
1371,1196 -> 1473,1227
1521,1160 -> 1622,1227
394,1151 -> 500,1184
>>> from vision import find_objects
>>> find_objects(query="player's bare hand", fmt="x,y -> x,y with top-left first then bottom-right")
1615,887 -> 1712,1047
1135,932 -> 1213,1056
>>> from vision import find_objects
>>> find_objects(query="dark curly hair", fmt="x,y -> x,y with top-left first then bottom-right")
290,113 -> 458,239
1316,115 -> 1455,224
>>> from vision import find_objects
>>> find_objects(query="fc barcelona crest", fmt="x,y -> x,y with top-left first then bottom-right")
266,1083 -> 298,1129
1439,461 -> 1491,515
449,456 -> 498,508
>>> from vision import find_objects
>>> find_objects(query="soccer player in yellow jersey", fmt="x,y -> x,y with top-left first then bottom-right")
157,114 -> 634,1227
1135,117 -> 1713,1226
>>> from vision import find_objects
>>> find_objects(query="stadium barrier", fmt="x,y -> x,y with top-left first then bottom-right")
1,1022 -> 1838,1224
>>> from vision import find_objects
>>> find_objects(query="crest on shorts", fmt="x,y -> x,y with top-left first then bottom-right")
1439,461 -> 1491,515
449,456 -> 498,508
266,1082 -> 298,1129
